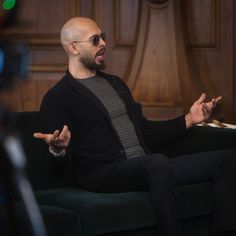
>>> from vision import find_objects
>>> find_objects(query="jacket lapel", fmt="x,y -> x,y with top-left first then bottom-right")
66,71 -> 112,121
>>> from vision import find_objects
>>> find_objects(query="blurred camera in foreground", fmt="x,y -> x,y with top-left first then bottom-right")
0,41 -> 30,90
0,0 -> 30,90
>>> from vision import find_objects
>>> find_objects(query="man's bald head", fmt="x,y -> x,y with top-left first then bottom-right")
60,17 -> 100,53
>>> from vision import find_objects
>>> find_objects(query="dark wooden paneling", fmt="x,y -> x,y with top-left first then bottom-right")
114,0 -> 139,46
0,0 -> 236,125
126,0 -> 200,119
185,0 -> 219,48
0,0 -> 79,111
187,0 -> 234,122
2,0 -> 79,44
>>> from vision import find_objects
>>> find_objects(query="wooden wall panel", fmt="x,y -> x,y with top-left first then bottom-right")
87,0 -> 139,79
126,0 -> 202,119
0,0 -> 236,124
0,0 -> 140,112
129,1 -> 183,105
185,0 -> 219,47
0,0 -> 80,111
114,0 -> 139,46
186,0 -> 234,122
234,1 -> 236,122
2,0 -> 79,43
126,0 -> 234,122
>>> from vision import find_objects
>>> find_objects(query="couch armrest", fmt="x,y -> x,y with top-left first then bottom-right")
157,126 -> 236,157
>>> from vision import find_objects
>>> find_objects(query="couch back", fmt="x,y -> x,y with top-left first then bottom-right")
8,111 -> 236,191
10,111 -> 76,191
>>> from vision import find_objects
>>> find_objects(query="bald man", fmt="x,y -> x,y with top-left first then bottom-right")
34,17 -> 236,236
61,17 -> 106,76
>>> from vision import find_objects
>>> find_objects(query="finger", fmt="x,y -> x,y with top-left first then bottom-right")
60,125 -> 69,135
211,96 -> 222,108
33,132 -> 49,139
197,93 -> 206,104
52,130 -> 60,139
211,98 -> 217,107
34,133 -> 55,146
59,125 -> 70,140
202,103 -> 210,113
201,107 -> 209,117
45,130 -> 60,145
214,96 -> 222,103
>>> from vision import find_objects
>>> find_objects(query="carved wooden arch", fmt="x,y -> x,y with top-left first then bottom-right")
126,0 -> 203,119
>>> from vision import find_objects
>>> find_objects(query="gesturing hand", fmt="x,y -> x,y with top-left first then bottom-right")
185,93 -> 222,128
33,125 -> 71,151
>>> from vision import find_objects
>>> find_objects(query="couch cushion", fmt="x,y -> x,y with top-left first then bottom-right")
35,182 -> 212,236
0,203 -> 81,236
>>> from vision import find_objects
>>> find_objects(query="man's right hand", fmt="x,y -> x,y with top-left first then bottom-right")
33,125 -> 71,151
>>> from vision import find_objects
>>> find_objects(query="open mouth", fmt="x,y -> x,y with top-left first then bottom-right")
95,48 -> 106,62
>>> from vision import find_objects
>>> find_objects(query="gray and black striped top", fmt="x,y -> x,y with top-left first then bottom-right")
78,75 -> 145,159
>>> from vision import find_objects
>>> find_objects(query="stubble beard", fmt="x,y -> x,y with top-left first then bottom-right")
80,54 -> 106,71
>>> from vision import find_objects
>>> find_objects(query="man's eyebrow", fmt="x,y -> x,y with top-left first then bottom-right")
88,32 -> 102,40
88,34 -> 97,39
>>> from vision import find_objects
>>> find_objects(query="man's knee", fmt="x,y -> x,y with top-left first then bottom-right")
146,154 -> 169,166
220,149 -> 236,165
224,149 -> 236,167
145,154 -> 172,181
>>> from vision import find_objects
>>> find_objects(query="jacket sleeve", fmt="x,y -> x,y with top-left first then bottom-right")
40,89 -> 73,134
135,103 -> 188,151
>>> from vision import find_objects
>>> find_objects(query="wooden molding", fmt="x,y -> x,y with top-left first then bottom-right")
0,0 -> 79,47
31,64 -> 67,73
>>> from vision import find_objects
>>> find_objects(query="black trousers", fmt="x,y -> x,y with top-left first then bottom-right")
97,150 -> 236,236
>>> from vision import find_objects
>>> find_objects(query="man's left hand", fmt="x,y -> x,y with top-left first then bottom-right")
185,93 -> 222,128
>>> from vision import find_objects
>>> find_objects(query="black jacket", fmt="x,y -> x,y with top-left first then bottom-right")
40,70 -> 187,191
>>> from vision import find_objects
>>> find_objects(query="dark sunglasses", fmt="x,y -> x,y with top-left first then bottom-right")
73,32 -> 106,46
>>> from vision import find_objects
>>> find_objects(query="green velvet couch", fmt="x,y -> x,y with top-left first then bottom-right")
1,111 -> 236,236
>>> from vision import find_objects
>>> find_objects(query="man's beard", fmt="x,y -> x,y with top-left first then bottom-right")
80,54 -> 106,71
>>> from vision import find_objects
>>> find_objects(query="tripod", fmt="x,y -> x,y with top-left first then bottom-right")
0,117 -> 47,236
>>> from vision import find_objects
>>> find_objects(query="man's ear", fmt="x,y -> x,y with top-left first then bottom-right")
67,43 -> 80,55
